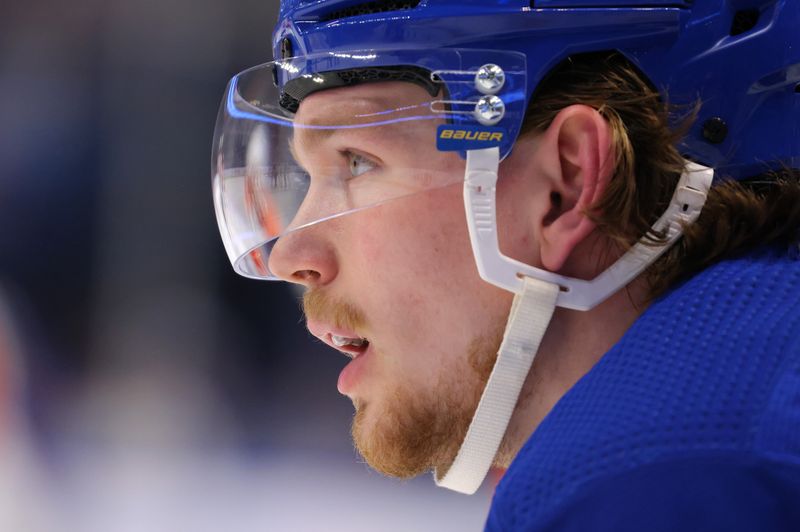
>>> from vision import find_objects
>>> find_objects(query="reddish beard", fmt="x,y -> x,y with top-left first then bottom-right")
303,289 -> 367,334
303,288 -> 501,479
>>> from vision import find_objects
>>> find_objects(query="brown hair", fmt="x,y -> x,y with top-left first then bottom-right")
522,52 -> 800,298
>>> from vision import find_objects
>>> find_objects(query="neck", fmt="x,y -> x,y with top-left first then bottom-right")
494,280 -> 648,468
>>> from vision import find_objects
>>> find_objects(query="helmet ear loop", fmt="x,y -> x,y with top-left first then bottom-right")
461,147 -> 714,310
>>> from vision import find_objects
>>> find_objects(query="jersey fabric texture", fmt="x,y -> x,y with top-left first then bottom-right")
486,246 -> 800,531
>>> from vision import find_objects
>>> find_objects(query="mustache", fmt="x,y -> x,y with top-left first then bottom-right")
303,289 -> 368,333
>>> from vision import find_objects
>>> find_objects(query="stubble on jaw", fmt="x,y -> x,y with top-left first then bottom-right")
352,326 -> 504,479
303,287 -> 506,479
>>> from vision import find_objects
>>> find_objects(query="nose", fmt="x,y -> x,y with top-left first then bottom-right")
267,225 -> 338,287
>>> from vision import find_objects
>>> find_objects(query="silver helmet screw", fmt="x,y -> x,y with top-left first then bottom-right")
474,64 -> 505,94
474,95 -> 505,125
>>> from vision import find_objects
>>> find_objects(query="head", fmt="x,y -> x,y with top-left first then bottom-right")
213,0 -> 799,488
267,76 -> 621,476
276,81 -> 509,477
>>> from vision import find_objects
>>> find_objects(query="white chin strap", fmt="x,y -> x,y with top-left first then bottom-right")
435,147 -> 713,494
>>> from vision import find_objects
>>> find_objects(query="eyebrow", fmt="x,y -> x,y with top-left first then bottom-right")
287,106 -> 373,166
287,98 -> 440,165
288,123 -> 339,161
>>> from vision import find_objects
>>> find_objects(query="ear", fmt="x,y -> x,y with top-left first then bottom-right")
536,104 -> 615,272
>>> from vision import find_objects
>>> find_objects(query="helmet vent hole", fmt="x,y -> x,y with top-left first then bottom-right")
730,9 -> 760,36
321,0 -> 421,22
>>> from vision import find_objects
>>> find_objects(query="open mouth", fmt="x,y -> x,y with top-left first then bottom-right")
328,334 -> 370,358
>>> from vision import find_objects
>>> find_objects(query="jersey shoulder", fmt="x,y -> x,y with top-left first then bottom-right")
487,455 -> 800,532
487,247 -> 800,531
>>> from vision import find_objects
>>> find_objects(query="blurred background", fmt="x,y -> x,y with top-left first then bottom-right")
0,1 -> 492,530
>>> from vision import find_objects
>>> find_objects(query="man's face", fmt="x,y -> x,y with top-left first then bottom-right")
268,82 -> 532,478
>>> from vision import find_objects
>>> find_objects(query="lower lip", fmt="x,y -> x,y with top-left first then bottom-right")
337,344 -> 372,395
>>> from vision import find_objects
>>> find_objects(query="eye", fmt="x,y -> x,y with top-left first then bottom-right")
346,151 -> 377,178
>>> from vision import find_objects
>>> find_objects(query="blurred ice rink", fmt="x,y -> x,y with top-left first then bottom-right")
0,1 -> 493,530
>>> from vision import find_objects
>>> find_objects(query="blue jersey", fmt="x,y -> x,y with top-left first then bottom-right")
486,247 -> 800,531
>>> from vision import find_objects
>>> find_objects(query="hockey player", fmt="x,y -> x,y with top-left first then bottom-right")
212,1 -> 800,529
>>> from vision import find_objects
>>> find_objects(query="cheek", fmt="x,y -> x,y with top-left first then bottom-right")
496,173 -> 540,267
359,187 -> 510,335
354,185 -> 473,284
348,186 -> 484,351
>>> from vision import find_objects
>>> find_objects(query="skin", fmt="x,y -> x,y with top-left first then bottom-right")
267,81 -> 647,477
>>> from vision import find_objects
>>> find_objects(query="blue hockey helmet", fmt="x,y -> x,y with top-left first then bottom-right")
213,0 -> 798,280
272,0 -> 798,177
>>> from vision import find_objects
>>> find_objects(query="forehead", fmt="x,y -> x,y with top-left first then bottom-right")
289,81 -> 445,163
293,81 -> 437,127
288,80 -> 466,177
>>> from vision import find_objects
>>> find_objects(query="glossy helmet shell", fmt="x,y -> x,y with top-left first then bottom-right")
273,0 -> 799,180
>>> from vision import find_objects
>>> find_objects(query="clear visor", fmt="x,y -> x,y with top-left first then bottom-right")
212,50 -> 527,279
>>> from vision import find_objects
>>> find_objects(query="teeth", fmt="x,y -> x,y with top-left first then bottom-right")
331,335 -> 349,347
331,335 -> 367,348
